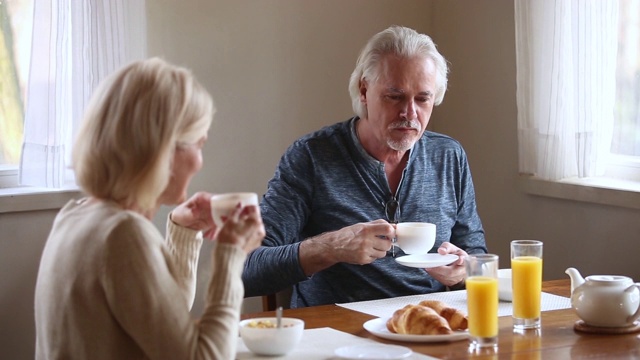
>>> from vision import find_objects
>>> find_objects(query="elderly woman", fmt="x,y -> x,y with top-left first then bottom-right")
34,58 -> 265,359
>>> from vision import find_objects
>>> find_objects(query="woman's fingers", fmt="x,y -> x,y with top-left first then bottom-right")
215,204 -> 265,252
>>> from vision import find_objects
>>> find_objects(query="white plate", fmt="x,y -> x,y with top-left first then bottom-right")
363,318 -> 469,343
334,344 -> 412,359
395,253 -> 459,268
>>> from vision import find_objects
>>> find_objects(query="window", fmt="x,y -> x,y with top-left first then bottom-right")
0,0 -> 147,191
607,0 -> 640,182
515,0 -> 640,194
0,0 -> 32,187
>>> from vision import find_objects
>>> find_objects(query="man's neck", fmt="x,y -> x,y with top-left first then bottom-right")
355,118 -> 409,166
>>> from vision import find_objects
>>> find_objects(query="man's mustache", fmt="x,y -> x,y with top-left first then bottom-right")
388,120 -> 421,131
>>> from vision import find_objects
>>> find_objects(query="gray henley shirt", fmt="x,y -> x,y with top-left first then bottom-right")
243,117 -> 487,308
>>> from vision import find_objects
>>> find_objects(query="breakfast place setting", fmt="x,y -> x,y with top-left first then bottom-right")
235,220 -> 640,359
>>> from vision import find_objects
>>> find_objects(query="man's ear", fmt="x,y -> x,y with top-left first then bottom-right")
359,79 -> 368,104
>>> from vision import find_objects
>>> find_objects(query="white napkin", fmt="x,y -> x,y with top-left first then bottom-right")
236,327 -> 438,360
336,290 -> 571,319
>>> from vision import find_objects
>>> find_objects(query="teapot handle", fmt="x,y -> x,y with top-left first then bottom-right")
626,283 -> 640,324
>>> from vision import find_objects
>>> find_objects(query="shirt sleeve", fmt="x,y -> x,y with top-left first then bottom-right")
242,141 -> 312,297
449,148 -> 487,255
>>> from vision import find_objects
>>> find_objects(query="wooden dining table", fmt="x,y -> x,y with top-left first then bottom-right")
242,280 -> 640,359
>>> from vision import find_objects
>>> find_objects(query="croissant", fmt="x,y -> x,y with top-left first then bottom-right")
418,300 -> 468,330
386,304 -> 453,335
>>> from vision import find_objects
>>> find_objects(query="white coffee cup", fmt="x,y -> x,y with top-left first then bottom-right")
210,192 -> 259,226
394,222 -> 436,254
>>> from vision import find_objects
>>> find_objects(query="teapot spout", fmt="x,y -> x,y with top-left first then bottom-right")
565,267 -> 585,294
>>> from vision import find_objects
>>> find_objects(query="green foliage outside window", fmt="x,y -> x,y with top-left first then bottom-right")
0,1 -> 24,165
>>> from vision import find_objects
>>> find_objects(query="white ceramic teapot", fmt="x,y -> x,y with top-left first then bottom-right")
565,267 -> 640,328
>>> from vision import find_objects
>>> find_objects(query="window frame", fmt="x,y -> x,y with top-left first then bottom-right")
519,175 -> 640,210
0,187 -> 81,213
605,155 -> 640,181
0,165 -> 18,189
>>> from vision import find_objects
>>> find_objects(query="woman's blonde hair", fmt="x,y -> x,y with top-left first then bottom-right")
73,57 -> 214,211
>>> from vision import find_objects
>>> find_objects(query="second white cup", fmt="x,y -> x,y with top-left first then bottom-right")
210,192 -> 259,226
394,222 -> 436,254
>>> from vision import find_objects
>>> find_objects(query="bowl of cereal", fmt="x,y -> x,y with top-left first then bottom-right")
239,317 -> 305,356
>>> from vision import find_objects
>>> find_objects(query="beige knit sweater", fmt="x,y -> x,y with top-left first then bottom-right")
35,199 -> 246,359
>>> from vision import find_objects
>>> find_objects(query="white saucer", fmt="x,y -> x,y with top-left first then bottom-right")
395,253 -> 459,268
334,344 -> 412,359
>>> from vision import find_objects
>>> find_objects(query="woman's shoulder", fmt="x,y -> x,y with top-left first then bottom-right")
60,198 -> 161,248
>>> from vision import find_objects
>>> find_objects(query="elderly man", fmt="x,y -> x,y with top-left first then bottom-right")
243,25 -> 487,308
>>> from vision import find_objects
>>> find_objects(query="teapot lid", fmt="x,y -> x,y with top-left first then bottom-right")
586,275 -> 632,284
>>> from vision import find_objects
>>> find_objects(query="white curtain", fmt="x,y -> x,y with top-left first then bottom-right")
515,0 -> 619,180
19,0 -> 146,188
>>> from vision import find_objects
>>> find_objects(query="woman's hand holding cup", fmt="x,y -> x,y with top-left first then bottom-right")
215,203 -> 265,253
170,192 -> 217,238
210,192 -> 264,253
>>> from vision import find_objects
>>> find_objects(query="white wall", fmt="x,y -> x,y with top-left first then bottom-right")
0,210 -> 56,360
2,1 -> 639,359
145,0 -> 433,317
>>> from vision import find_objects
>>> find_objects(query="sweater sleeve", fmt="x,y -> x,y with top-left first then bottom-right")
164,215 -> 203,309
102,214 -> 247,359
194,242 -> 246,359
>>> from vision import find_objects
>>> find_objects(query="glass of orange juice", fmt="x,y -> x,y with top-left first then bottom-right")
511,240 -> 543,329
465,254 -> 499,350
